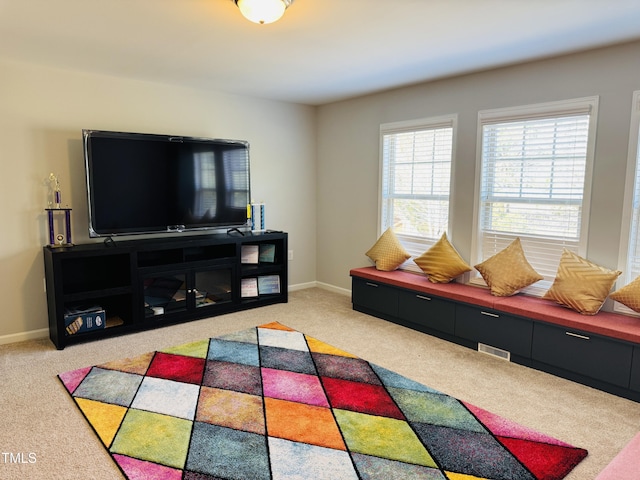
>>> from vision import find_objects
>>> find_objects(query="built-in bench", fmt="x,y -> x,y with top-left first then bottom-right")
350,266 -> 640,402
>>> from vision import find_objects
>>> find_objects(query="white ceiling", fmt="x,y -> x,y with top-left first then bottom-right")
1,0 -> 640,105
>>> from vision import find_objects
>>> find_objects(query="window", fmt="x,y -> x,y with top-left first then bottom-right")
474,97 -> 598,293
192,149 -> 250,219
193,152 -> 217,217
223,148 -> 251,208
615,91 -> 640,314
380,115 -> 456,262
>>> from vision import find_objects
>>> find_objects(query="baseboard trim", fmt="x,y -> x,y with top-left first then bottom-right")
315,281 -> 350,296
0,328 -> 49,346
289,280 -> 350,297
289,281 -> 318,291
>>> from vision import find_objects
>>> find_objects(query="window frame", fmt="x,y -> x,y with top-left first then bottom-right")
471,96 -> 599,295
615,90 -> 640,315
378,114 -> 457,270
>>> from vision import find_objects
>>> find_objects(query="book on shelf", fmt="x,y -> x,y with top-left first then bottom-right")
259,244 -> 276,263
64,305 -> 105,335
241,277 -> 259,298
241,245 -> 259,264
258,275 -> 280,295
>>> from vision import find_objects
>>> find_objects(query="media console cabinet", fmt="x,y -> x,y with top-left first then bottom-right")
44,231 -> 287,349
351,266 -> 640,402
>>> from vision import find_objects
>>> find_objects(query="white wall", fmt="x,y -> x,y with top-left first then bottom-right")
316,40 -> 640,292
0,59 -> 317,343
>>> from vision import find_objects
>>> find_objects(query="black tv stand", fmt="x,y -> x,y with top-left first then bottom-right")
43,231 -> 288,349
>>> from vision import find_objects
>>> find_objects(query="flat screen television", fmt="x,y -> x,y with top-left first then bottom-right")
83,129 -> 251,237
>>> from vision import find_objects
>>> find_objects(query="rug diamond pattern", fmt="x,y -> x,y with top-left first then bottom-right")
58,322 -> 587,479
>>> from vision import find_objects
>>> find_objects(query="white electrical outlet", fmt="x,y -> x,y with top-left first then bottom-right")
288,250 -> 294,261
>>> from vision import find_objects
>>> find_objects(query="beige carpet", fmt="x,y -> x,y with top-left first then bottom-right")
1,287 -> 639,479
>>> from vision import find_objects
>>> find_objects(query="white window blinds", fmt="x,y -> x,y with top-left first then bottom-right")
380,116 -> 455,257
476,98 -> 598,289
616,91 -> 640,314
626,141 -> 640,277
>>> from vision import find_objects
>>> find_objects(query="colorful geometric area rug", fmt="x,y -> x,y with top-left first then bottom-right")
58,322 -> 587,480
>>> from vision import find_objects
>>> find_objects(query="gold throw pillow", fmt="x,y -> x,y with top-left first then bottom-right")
474,237 -> 543,296
543,249 -> 621,315
414,233 -> 471,283
609,276 -> 640,313
365,228 -> 410,271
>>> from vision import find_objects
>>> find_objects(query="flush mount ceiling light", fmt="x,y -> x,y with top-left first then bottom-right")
234,0 -> 294,25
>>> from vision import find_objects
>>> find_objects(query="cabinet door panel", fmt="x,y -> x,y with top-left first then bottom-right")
352,278 -> 398,318
455,304 -> 532,357
532,323 -> 632,388
631,347 -> 640,392
398,291 -> 455,335
143,272 -> 188,317
194,268 -> 233,307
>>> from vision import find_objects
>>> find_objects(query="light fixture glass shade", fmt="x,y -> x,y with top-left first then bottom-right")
236,0 -> 287,24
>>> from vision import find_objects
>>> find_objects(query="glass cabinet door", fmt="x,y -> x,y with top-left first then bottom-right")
143,273 -> 187,318
142,267 -> 232,318
194,268 -> 233,308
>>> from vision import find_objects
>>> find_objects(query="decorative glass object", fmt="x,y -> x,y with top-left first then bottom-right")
49,172 -> 62,208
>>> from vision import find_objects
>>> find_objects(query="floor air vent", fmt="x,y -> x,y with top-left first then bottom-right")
478,343 -> 511,361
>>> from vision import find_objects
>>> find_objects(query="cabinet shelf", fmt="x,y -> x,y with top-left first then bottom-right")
44,231 -> 287,349
241,264 -> 282,276
63,286 -> 133,303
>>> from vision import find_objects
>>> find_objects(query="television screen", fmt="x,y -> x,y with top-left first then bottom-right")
83,130 -> 250,237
